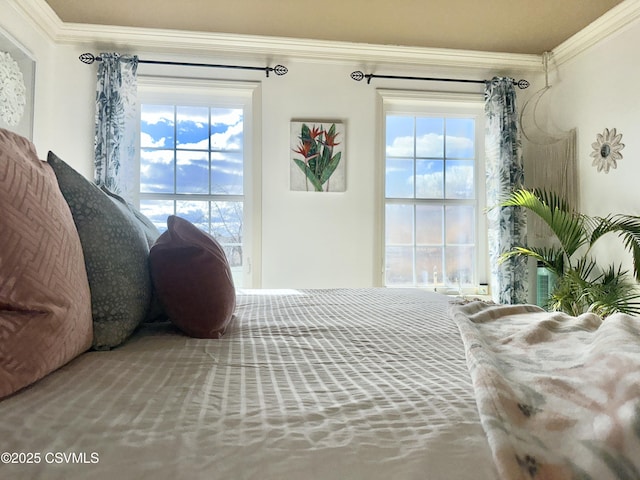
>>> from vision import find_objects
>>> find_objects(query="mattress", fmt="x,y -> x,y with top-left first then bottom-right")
0,288 -> 497,479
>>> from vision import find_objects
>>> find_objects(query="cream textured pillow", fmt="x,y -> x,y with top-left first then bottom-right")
0,129 -> 93,399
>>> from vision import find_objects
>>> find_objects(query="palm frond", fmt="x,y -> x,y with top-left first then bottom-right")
583,265 -> 640,317
500,245 -> 565,277
501,189 -> 586,258
591,214 -> 640,282
549,269 -> 590,316
500,188 -> 640,318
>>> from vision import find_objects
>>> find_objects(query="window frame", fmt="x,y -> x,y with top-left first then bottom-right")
377,89 -> 487,292
136,76 -> 262,287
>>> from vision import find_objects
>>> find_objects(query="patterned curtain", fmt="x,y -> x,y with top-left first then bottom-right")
485,77 -> 528,304
94,53 -> 138,202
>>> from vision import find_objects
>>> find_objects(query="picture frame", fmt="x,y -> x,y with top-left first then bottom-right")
290,120 -> 346,192
0,26 -> 35,140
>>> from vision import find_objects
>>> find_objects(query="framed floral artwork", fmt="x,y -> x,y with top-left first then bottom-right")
290,121 -> 345,192
0,26 -> 35,140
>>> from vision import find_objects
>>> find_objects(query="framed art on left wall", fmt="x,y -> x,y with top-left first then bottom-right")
0,26 -> 35,140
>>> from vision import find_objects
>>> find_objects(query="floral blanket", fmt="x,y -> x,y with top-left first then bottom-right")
450,301 -> 640,480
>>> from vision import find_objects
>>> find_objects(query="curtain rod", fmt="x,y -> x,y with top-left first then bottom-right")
79,53 -> 288,78
350,71 -> 530,89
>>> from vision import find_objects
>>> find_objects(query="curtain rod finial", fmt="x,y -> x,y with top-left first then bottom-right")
79,53 -> 98,64
273,65 -> 288,76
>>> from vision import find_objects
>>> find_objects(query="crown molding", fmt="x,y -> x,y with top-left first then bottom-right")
552,0 -> 640,66
55,23 -> 543,72
12,0 -> 639,72
7,0 -> 63,42
10,0 -> 541,72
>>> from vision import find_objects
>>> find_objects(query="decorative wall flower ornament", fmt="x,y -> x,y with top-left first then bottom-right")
590,128 -> 624,173
0,51 -> 26,126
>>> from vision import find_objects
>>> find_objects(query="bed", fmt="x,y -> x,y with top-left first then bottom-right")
0,127 -> 499,479
0,288 -> 499,480
4,287 -> 640,480
3,128 -> 640,480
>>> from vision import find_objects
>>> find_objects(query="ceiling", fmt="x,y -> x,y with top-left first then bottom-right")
44,0 -> 625,55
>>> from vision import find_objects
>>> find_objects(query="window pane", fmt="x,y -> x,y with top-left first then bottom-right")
385,158 -> 414,198
212,152 -> 244,195
416,159 -> 443,199
176,150 -> 208,194
386,116 -> 414,157
212,200 -> 244,288
211,200 -> 243,261
446,118 -> 475,158
140,149 -> 174,193
139,199 -> 174,233
176,200 -> 209,232
416,117 -> 444,158
445,160 -> 474,199
446,246 -> 474,286
140,97 -> 248,288
385,246 -> 413,285
383,111 -> 479,288
212,108 -> 243,151
416,205 -> 442,245
141,104 -> 174,148
176,106 -> 209,148
446,206 -> 475,244
416,246 -> 443,285
385,204 -> 413,245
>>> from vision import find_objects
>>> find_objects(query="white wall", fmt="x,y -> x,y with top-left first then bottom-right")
0,0 -> 540,289
260,60 -> 379,287
0,0 -> 54,157
547,14 -> 640,275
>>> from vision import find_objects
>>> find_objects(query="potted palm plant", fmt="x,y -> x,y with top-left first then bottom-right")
500,188 -> 640,317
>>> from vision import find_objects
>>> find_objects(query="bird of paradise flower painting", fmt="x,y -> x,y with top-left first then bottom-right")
290,121 -> 345,192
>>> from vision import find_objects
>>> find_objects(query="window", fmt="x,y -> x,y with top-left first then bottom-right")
137,78 -> 260,287
381,91 -> 486,290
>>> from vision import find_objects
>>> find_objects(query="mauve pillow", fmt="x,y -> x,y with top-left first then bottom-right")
0,128 -> 93,398
149,215 -> 236,338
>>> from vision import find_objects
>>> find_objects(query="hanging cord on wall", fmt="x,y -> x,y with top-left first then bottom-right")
519,51 -> 578,238
79,53 -> 288,78
350,70 -> 530,89
519,52 -> 567,144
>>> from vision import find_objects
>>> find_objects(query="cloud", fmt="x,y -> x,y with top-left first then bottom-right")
446,135 -> 474,157
414,171 -> 444,197
386,133 -> 473,158
141,132 -> 166,148
170,120 -> 244,151
211,121 -> 243,150
140,106 -> 245,194
176,151 -> 208,166
141,105 -> 175,125
387,133 -> 441,156
411,164 -> 474,198
212,109 -> 242,126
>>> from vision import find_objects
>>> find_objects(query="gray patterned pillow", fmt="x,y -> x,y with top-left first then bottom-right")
100,186 -> 160,248
100,186 -> 166,323
47,151 -> 153,350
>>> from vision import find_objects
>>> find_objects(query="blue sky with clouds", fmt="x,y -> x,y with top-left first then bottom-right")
139,105 -> 244,250
137,108 -> 477,285
384,114 -> 477,286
